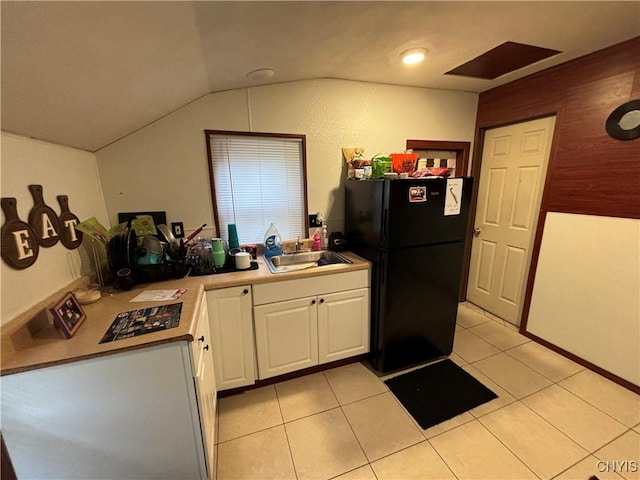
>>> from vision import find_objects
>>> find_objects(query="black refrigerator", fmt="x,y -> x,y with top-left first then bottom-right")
345,177 -> 473,373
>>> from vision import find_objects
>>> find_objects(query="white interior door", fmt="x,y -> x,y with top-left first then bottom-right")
467,116 -> 555,325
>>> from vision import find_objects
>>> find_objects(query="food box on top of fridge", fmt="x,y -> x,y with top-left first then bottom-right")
390,152 -> 419,175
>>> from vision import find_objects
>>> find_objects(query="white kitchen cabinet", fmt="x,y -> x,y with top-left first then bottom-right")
207,285 -> 255,390
254,296 -> 319,378
253,270 -> 370,379
1,340 -> 213,479
192,295 -> 217,479
318,288 -> 369,364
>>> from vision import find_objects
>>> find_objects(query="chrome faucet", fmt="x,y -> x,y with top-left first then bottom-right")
295,236 -> 303,252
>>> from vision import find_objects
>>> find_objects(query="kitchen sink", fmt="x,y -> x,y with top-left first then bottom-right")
264,250 -> 352,274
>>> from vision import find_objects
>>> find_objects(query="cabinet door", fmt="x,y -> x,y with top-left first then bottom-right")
318,288 -> 370,364
207,286 -> 255,391
254,297 -> 318,379
193,297 -> 217,479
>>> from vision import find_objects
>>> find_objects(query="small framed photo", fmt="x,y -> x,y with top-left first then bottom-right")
171,222 -> 184,238
50,292 -> 87,339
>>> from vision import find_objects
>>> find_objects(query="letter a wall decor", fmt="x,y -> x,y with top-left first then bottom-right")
28,184 -> 60,247
1,185 -> 84,270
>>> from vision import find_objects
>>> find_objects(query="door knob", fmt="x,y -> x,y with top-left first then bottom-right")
473,227 -> 482,237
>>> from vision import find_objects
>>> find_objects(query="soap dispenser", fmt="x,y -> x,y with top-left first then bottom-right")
316,212 -> 328,249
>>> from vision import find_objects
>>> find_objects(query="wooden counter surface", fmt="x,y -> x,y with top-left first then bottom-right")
1,252 -> 369,376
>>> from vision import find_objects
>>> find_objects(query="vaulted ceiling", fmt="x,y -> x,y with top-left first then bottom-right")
2,1 -> 639,152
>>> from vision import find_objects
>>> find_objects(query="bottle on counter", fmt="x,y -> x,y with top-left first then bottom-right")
312,231 -> 322,251
263,223 -> 283,257
321,222 -> 328,249
316,212 -> 328,249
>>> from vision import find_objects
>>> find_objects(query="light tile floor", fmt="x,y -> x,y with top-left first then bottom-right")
215,303 -> 640,480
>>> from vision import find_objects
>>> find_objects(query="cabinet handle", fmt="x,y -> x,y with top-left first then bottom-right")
243,289 -> 249,295
198,336 -> 205,342
311,299 -> 316,305
319,298 -> 325,304
204,345 -> 209,351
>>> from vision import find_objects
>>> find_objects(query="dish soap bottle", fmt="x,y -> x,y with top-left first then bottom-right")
263,223 -> 283,257
312,231 -> 322,251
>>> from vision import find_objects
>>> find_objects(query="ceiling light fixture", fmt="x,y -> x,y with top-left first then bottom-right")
246,68 -> 275,81
401,48 -> 428,65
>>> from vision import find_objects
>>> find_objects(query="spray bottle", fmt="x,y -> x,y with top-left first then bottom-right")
317,212 -> 328,249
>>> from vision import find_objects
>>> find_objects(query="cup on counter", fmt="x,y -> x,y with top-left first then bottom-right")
234,251 -> 252,270
242,244 -> 257,259
211,238 -> 226,268
116,268 -> 135,291
228,223 -> 240,250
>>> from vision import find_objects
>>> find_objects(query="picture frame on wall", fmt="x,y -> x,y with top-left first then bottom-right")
50,292 -> 86,339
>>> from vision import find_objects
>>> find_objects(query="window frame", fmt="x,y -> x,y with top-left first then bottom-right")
204,129 -> 310,243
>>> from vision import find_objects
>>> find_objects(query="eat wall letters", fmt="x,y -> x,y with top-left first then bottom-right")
1,186 -> 84,270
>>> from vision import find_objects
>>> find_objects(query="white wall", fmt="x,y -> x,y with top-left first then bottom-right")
0,133 -> 109,324
96,78 -> 478,239
526,212 -> 640,385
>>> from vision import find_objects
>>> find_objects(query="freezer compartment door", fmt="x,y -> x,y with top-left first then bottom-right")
345,179 -> 384,261
373,242 -> 465,373
383,177 -> 473,248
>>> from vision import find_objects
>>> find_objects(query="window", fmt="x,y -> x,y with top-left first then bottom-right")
205,130 -> 308,246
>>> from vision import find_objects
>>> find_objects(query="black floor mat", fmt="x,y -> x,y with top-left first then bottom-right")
384,359 -> 498,430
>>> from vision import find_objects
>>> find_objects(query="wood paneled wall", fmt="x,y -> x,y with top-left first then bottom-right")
475,36 -> 640,220
474,37 -> 639,391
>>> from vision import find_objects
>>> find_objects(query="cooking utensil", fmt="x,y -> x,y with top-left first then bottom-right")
28,184 -> 60,247
125,228 -> 136,268
57,195 -> 83,249
138,234 -> 165,264
142,234 -> 164,254
1,197 -> 40,269
184,223 -> 206,244
157,224 -> 177,246
107,235 -> 119,270
108,233 -> 127,271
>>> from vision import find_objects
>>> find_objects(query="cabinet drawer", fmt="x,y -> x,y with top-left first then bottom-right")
253,269 -> 369,305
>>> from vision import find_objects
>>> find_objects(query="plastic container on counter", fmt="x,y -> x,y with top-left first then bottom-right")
263,223 -> 283,257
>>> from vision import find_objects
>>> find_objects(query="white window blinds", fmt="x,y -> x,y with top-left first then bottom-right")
207,133 -> 306,245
